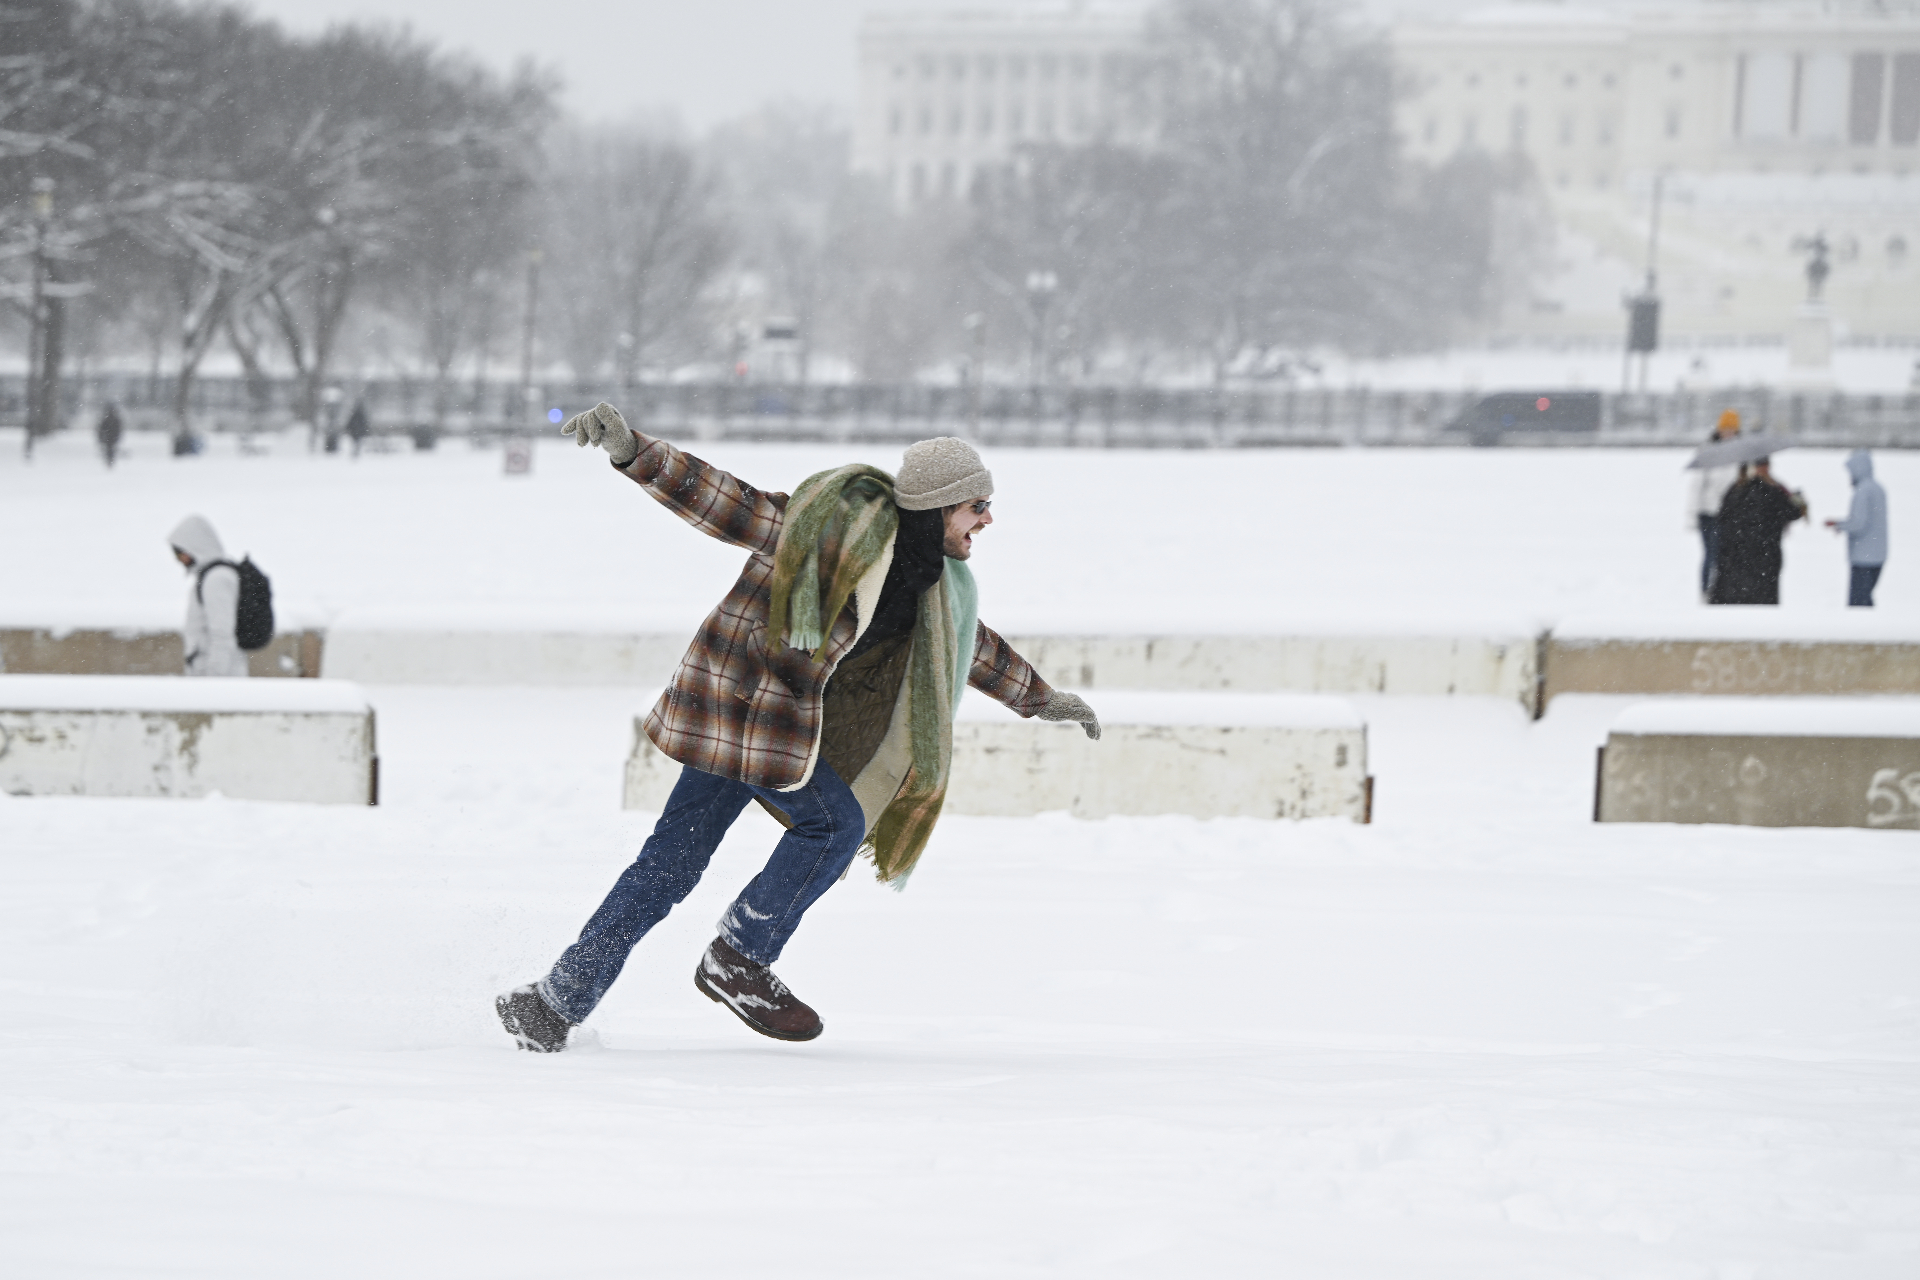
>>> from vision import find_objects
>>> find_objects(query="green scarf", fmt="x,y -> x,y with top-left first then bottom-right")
767,466 -> 976,884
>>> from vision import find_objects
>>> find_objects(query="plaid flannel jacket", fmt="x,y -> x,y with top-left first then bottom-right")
620,434 -> 1054,790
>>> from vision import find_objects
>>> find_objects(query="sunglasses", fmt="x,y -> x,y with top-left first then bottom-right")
967,499 -> 992,515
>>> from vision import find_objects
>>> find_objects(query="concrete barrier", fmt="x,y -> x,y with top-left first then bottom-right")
624,692 -> 1370,822
317,615 -> 1534,705
1594,698 -> 1920,830
0,675 -> 377,804
1544,612 -> 1920,711
1005,634 -> 1537,705
0,627 -> 324,678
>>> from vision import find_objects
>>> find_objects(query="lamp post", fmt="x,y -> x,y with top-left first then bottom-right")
1025,269 -> 1057,388
23,176 -> 53,458
962,312 -> 985,434
518,248 -> 543,426
1621,171 -> 1662,395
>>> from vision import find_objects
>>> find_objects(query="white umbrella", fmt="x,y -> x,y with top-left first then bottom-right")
1685,434 -> 1796,470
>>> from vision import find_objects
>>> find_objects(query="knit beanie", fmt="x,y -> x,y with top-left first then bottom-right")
894,435 -> 998,510
895,437 -> 993,511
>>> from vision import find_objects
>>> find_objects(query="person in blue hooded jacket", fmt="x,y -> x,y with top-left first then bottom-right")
1825,449 -> 1888,607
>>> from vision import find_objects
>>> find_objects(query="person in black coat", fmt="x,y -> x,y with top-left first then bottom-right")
95,402 -> 124,468
1710,458 -> 1807,605
344,399 -> 371,457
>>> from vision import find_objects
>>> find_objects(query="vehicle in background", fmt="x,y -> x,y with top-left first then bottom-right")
1445,391 -> 1602,445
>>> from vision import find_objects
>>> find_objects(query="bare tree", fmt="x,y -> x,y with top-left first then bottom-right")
545,126 -> 732,383
1133,0 -> 1511,375
706,102 -> 856,382
964,142 -> 1175,381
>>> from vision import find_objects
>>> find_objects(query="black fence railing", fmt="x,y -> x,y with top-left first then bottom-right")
9,374 -> 1920,448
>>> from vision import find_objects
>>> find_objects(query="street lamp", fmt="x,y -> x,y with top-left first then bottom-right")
1621,172 -> 1662,395
962,312 -> 986,433
23,177 -> 53,458
1024,269 -> 1057,387
518,248 -> 543,425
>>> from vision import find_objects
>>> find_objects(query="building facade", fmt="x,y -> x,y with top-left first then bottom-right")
853,2 -> 1920,342
1393,2 -> 1920,341
852,4 -> 1146,206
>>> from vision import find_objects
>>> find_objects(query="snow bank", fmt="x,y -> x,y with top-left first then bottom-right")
1610,696 -> 1920,739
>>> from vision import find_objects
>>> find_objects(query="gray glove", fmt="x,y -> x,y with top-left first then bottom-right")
1037,690 -> 1101,741
560,401 -> 639,467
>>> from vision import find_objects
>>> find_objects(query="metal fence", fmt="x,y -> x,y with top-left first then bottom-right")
12,373 -> 1920,448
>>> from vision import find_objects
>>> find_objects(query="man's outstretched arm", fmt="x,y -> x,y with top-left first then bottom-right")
969,621 -> 1100,740
561,401 -> 786,554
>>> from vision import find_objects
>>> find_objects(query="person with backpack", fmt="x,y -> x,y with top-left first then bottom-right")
166,515 -> 274,676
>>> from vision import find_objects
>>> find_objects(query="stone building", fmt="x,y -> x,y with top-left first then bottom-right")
1393,1 -> 1920,342
851,4 -> 1147,206
852,2 -> 1920,343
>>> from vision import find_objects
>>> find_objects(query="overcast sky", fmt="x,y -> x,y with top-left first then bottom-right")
240,0 -> 1496,131
242,0 -> 966,129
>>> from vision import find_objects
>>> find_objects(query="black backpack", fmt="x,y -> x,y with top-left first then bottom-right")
196,557 -> 276,651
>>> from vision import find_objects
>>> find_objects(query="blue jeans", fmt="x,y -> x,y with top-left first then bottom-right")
1850,564 -> 1882,607
1698,514 -> 1721,595
539,761 -> 866,1024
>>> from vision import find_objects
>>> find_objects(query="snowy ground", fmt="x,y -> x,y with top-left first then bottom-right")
3,688 -> 1917,1277
4,427 -> 1918,1275
3,425 -> 1916,636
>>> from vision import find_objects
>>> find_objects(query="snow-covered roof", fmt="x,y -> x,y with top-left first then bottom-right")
0,675 -> 370,715
1610,696 -> 1920,738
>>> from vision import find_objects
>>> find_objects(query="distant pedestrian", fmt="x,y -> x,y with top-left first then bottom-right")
95,402 -> 124,468
1688,408 -> 1742,599
345,399 -> 370,457
1710,458 -> 1808,606
167,515 -> 250,677
1824,449 -> 1888,607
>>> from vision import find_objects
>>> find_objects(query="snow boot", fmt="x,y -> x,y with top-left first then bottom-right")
694,938 -> 823,1042
495,983 -> 572,1053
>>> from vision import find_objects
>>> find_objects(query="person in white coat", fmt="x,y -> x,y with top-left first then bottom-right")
1688,409 -> 1744,599
167,515 -> 249,677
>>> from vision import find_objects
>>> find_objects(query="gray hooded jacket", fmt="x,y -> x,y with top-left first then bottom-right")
168,514 -> 249,677
1833,450 -> 1888,567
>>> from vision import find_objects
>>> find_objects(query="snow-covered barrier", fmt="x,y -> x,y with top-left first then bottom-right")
320,608 -> 1534,705
1007,634 -> 1536,705
0,602 -> 327,678
1595,698 -> 1920,829
0,627 -> 325,678
623,692 -> 1371,822
1543,612 -> 1920,711
0,675 -> 377,804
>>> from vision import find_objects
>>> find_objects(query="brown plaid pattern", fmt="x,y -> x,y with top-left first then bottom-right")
618,437 -> 1053,790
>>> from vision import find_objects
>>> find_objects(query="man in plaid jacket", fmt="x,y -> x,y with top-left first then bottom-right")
496,403 -> 1100,1051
